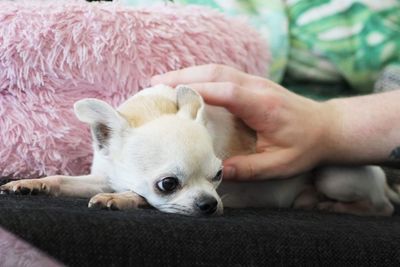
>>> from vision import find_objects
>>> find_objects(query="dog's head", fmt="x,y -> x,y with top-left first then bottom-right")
74,86 -> 223,216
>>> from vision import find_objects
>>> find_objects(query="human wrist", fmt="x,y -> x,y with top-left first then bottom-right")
316,98 -> 346,164
318,93 -> 400,165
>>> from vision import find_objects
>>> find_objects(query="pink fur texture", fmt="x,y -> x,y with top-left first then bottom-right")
0,0 -> 269,178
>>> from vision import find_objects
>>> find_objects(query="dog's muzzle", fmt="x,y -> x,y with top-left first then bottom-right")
195,195 -> 218,215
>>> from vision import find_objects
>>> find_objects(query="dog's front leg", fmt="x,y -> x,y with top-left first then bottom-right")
88,192 -> 148,210
0,175 -> 111,198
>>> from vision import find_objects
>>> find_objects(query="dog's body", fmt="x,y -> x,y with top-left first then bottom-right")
1,85 -> 398,216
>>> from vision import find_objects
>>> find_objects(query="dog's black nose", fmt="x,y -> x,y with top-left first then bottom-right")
196,196 -> 218,215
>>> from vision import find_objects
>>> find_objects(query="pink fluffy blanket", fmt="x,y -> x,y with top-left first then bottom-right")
0,0 -> 269,178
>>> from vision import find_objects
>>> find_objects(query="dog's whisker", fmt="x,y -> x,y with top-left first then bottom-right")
220,194 -> 230,201
161,206 -> 191,214
154,203 -> 193,214
156,203 -> 189,209
156,205 -> 189,211
165,207 -> 190,212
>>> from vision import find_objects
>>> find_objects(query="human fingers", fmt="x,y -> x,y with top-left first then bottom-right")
185,82 -> 270,129
186,82 -> 283,133
222,150 -> 299,181
151,64 -> 264,88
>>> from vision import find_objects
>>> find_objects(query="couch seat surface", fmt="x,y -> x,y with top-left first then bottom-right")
0,194 -> 399,266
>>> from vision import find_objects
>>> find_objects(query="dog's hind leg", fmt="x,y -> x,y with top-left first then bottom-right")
314,166 -> 394,216
0,175 -> 111,198
317,199 -> 393,216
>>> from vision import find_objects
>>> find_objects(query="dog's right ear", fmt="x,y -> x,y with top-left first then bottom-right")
74,99 -> 129,151
176,86 -> 205,124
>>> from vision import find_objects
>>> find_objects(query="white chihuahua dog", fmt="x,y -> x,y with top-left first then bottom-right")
1,85 -> 398,216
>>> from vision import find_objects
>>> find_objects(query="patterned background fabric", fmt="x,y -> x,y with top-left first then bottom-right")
286,0 -> 400,93
122,0 -> 400,95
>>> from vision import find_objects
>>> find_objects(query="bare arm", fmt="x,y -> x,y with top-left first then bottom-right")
324,90 -> 400,166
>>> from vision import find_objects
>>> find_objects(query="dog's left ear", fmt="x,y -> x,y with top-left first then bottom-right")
176,86 -> 205,124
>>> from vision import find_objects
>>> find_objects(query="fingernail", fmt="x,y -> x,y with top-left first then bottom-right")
223,166 -> 236,179
150,75 -> 161,85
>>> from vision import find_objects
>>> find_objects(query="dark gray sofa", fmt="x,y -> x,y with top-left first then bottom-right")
1,176 -> 400,267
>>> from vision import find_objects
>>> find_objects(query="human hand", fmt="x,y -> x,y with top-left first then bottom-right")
151,64 -> 338,180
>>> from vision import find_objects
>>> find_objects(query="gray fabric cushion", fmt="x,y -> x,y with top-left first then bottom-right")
0,194 -> 399,267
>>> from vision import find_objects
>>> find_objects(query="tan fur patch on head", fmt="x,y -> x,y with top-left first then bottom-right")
118,95 -> 178,127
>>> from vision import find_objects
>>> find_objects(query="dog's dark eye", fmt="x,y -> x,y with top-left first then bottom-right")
156,177 -> 179,193
212,169 -> 223,182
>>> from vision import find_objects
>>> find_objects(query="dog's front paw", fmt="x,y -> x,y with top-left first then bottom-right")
88,191 -> 148,210
0,177 -> 59,196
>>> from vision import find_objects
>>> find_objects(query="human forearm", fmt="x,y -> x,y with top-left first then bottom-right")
323,90 -> 400,166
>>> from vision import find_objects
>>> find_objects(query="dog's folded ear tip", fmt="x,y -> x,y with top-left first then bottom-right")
74,99 -> 113,113
74,98 -> 107,108
176,87 -> 206,122
73,98 -> 112,124
73,100 -> 90,122
74,98 -> 96,114
176,85 -> 197,95
176,86 -> 203,105
73,99 -> 85,111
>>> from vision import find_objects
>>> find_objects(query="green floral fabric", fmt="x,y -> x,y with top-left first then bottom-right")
176,0 -> 289,83
286,0 -> 400,93
122,0 -> 400,94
